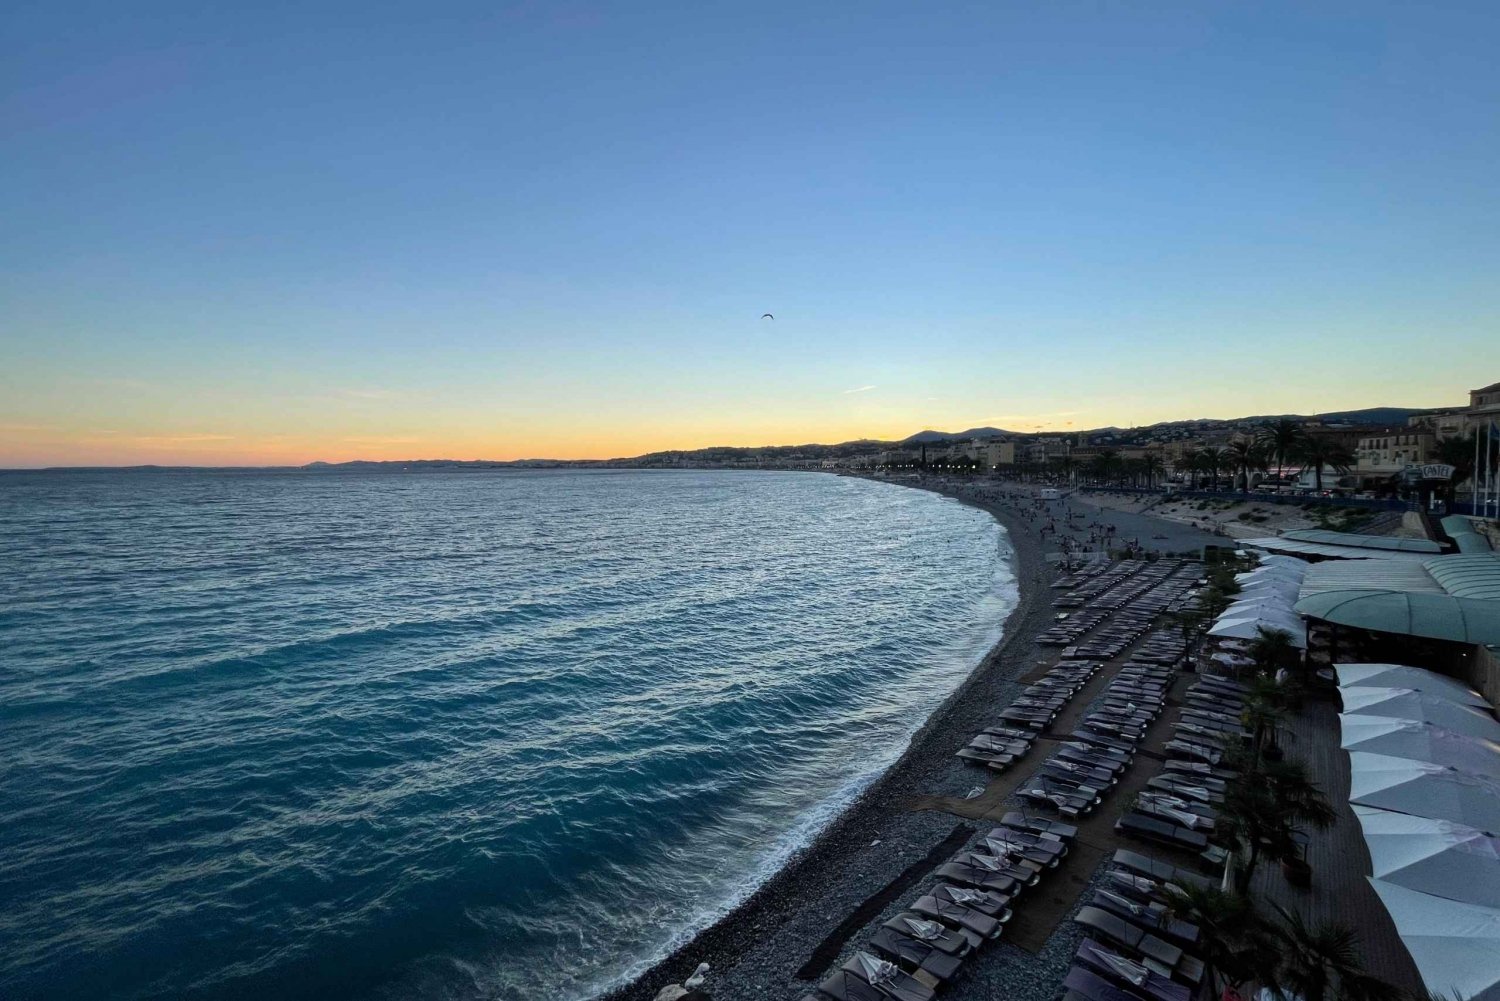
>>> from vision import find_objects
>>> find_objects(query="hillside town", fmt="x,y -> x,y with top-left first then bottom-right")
615,381 -> 1500,515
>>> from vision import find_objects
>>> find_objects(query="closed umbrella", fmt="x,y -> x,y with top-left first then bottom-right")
1348,752 -> 1500,831
1336,664 -> 1489,708
1340,688 -> 1500,741
1367,877 -> 1500,1001
1352,805 -> 1500,907
1339,716 -> 1500,776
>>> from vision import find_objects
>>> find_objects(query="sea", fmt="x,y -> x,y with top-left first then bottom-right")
0,468 -> 1017,1001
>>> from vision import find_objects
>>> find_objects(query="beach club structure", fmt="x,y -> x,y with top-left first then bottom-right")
796,509 -> 1499,1001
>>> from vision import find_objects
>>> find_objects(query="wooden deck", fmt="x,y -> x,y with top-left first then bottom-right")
1248,697 -> 1426,994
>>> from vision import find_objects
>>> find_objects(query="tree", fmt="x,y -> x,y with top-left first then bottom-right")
1141,452 -> 1164,490
1258,419 -> 1308,486
1217,749 -> 1336,893
1164,883 -> 1271,991
1200,446 -> 1230,491
1262,902 -> 1403,1001
1226,438 -> 1268,492
1295,437 -> 1356,493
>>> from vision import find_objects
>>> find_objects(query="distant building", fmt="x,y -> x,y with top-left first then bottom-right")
1356,430 -> 1436,481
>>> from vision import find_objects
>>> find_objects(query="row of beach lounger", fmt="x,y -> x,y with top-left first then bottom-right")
956,661 -> 1101,770
802,813 -> 1084,1001
1065,850 -> 1217,1001
1017,660 -> 1175,817
1115,676 -> 1248,855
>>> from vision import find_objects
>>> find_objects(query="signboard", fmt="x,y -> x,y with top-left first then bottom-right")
1420,463 -> 1456,481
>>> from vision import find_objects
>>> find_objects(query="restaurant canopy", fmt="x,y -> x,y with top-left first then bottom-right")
1339,688 -> 1500,741
1241,536 -> 1433,561
1339,715 -> 1500,776
1353,805 -> 1500,908
1335,664 -> 1489,707
1207,615 -> 1307,647
1293,589 -> 1500,646
1348,752 -> 1500,831
1368,878 -> 1500,1001
1280,529 -> 1444,553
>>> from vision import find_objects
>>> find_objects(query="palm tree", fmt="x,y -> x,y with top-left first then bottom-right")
1163,883 -> 1270,991
1248,626 -> 1300,675
1123,457 -> 1147,488
1200,446 -> 1230,491
1217,749 -> 1337,893
1226,439 -> 1267,492
1295,437 -> 1356,493
1262,902 -> 1403,1001
1141,453 -> 1164,490
1258,419 -> 1307,487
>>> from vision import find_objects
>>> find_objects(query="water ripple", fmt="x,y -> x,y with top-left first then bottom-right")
0,469 -> 1014,1000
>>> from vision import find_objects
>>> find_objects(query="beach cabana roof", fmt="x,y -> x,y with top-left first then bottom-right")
1339,688 -> 1500,741
1207,615 -> 1307,647
1336,664 -> 1489,707
1348,752 -> 1500,830
1340,715 -> 1500,775
1353,805 -> 1500,908
1293,589 -> 1500,646
1442,516 -> 1496,555
1280,529 -> 1444,553
1367,878 -> 1500,1001
1298,560 -> 1445,599
1424,554 -> 1500,600
1240,536 -> 1432,561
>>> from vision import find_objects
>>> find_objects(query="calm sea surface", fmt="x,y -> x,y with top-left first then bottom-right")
0,469 -> 1015,1000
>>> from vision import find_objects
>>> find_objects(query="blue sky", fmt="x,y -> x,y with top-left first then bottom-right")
3,1 -> 1498,464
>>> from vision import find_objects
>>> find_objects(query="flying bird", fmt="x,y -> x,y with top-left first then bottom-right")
760,313 -> 774,320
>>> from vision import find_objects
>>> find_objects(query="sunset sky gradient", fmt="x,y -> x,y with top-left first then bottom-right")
4,1 -> 1498,466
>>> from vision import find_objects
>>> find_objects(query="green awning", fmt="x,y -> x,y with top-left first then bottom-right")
1424,554 -> 1500,600
1294,589 -> 1500,645
1442,516 -> 1495,554
1281,529 -> 1443,553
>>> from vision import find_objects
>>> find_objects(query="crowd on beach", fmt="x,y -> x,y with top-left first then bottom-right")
931,480 -> 1169,563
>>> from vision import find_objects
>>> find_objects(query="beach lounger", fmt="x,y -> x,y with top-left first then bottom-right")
955,746 -> 1017,770
998,707 -> 1054,728
1115,812 -> 1209,852
1062,965 -> 1152,1001
1163,739 -> 1220,765
1041,756 -> 1116,788
911,894 -> 1002,943
1092,889 -> 1200,945
882,912 -> 974,957
1060,739 -> 1131,765
1072,906 -> 1184,972
930,881 -> 1013,921
1110,850 -> 1208,889
1015,781 -> 1091,817
934,860 -> 1022,896
954,848 -> 1042,885
1070,729 -> 1135,753
1163,759 -> 1235,781
981,725 -> 1037,744
1146,775 -> 1222,804
1137,793 -> 1216,827
866,926 -> 965,982
965,733 -> 1029,755
1072,943 -> 1192,1001
818,953 -> 934,1001
1000,811 -> 1078,842
983,828 -> 1068,864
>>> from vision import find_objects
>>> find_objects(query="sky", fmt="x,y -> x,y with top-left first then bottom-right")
3,1 -> 1499,466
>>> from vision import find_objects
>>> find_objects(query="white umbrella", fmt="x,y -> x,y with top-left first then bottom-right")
1352,805 -> 1500,907
1237,567 -> 1306,583
1339,715 -> 1500,776
1258,554 -> 1312,570
1340,688 -> 1500,741
1367,877 -> 1500,1001
1348,752 -> 1500,831
1208,615 -> 1307,648
1336,664 -> 1489,708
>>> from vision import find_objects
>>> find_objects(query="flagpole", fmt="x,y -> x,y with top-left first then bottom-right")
1474,421 -> 1482,516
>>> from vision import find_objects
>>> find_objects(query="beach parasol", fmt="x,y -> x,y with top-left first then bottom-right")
1339,715 -> 1500,775
1367,877 -> 1500,1001
1347,752 -> 1500,831
1335,664 -> 1489,708
1340,688 -> 1500,741
1352,804 -> 1500,907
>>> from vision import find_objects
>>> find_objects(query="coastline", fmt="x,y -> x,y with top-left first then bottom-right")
598,478 -> 1058,1001
599,477 -> 1223,1001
